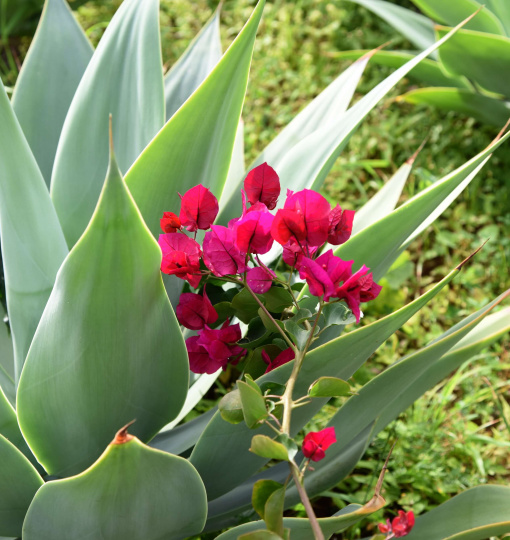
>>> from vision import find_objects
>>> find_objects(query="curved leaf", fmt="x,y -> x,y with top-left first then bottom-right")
11,0 -> 93,186
164,5 -> 222,120
405,486 -> 510,540
17,140 -> 189,477
190,266 -> 461,500
411,0 -> 505,34
23,431 -> 207,540
436,26 -> 510,99
51,0 -> 164,247
0,81 -> 68,383
402,87 -> 510,126
126,0 -> 264,237
486,0 -> 510,35
347,0 -> 435,50
0,434 -> 43,538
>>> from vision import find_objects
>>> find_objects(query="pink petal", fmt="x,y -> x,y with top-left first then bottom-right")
203,225 -> 247,276
179,184 -> 219,232
244,163 -> 280,210
246,266 -> 275,294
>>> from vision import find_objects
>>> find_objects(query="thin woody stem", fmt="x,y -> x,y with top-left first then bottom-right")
291,463 -> 325,540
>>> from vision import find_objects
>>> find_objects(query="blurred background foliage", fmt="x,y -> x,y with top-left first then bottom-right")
1,0 -> 509,537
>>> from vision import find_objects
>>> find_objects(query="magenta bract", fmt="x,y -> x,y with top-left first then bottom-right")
234,208 -> 274,254
244,162 -> 280,210
246,266 -> 275,294
302,427 -> 336,462
327,205 -> 355,245
158,233 -> 202,288
262,347 -> 295,373
176,290 -> 218,330
203,225 -> 247,276
179,184 -> 219,232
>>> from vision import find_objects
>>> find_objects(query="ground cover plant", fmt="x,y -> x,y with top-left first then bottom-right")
2,3 -> 510,538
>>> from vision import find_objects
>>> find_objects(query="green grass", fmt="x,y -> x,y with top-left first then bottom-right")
2,0 -> 509,536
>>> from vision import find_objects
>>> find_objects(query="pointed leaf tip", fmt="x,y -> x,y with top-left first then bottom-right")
406,136 -> 428,165
456,240 -> 488,270
113,420 -> 136,445
360,40 -> 393,62
493,117 -> 510,144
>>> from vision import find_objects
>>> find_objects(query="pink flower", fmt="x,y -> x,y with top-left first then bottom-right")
246,266 -> 275,294
203,225 -> 248,276
298,257 -> 335,299
283,189 -> 331,247
313,250 -> 352,299
160,211 -> 181,233
179,184 -> 219,232
244,162 -> 280,210
272,208 -> 307,246
158,233 -> 202,288
334,265 -> 382,323
234,207 -> 274,255
328,205 -> 355,245
378,511 -> 415,538
176,289 -> 218,330
187,321 -> 244,374
262,348 -> 295,373
302,427 -> 336,462
282,240 -> 317,269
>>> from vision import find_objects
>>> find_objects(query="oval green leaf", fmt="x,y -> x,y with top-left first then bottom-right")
308,377 -> 351,398
238,380 -> 268,429
17,140 -> 188,477
23,431 -> 207,540
250,435 -> 289,461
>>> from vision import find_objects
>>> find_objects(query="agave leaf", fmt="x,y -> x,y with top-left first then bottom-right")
436,26 -> 510,99
405,486 -> 510,540
329,131 -> 510,282
51,0 -> 165,247
411,0 -> 505,34
218,52 -> 373,223
215,501 -> 383,540
274,16 -> 486,197
190,265 -> 461,499
17,137 -> 189,477
0,434 -> 43,538
126,1 -> 264,237
347,0 -> 436,50
330,50 -> 470,88
0,307 -> 14,401
0,81 -> 68,383
485,0 -> 510,35
164,4 -> 222,120
284,292 -> 510,502
23,430 -> 207,540
402,87 -> 510,126
11,0 -> 93,186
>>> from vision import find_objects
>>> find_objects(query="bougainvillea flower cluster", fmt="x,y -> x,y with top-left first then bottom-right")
302,427 -> 337,462
158,162 -> 382,375
378,510 -> 415,538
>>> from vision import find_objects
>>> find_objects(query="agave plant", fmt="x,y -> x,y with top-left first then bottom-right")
342,0 -> 510,125
0,0 -> 509,538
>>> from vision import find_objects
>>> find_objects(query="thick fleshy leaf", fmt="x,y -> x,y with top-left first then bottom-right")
126,1 -> 264,237
17,142 -> 189,477
331,50 -> 470,88
215,502 -> 382,540
0,434 -> 43,538
411,0 -> 505,34
190,266 -> 460,499
486,0 -> 510,35
164,5 -> 222,120
218,52 -> 372,223
402,87 -> 510,126
405,486 -> 510,540
23,431 -> 207,540
0,81 -> 68,383
436,26 -> 510,98
11,0 -> 93,185
347,0 -> 435,50
51,0 -> 164,247
0,309 -> 14,403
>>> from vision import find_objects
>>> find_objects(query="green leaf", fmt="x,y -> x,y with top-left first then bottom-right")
164,5 -> 222,121
11,0 -> 93,186
347,0 -> 435,50
436,26 -> 510,98
0,434 -> 43,538
485,0 -> 510,35
51,0 -> 164,247
264,288 -> 294,313
308,377 -> 351,398
22,433 -> 207,540
219,389 -> 245,425
412,0 -> 505,34
264,487 -> 286,537
126,1 -> 264,237
252,480 -> 284,519
284,319 -> 310,351
17,139 -> 189,477
238,380 -> 268,429
250,435 -> 289,461
321,302 -> 353,328
405,486 -> 510,540
233,287 -> 261,323
331,50 -> 470,88
190,266 -> 459,499
402,87 -> 510,126
0,81 -> 68,383
239,531 -> 283,540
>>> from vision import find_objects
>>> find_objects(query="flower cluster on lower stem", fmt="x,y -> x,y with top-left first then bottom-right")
378,510 -> 415,538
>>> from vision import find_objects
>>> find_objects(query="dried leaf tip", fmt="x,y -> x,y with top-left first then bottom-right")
406,136 -> 429,165
457,239 -> 489,270
361,40 -> 393,62
492,117 -> 510,145
362,441 -> 396,513
112,420 -> 136,445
